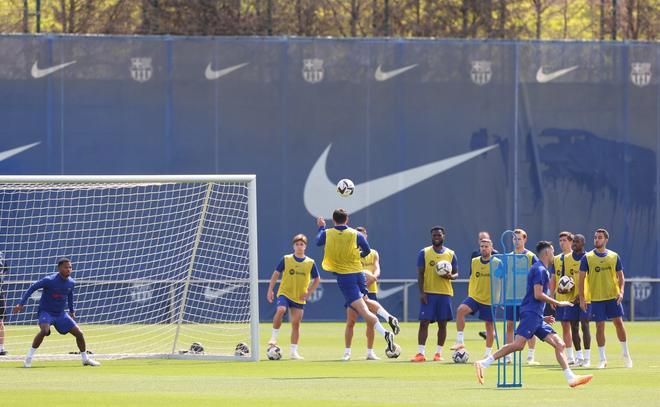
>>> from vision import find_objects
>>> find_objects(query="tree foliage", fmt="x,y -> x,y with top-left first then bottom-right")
0,0 -> 656,40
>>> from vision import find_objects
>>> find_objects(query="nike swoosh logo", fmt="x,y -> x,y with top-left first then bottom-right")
31,61 -> 77,78
377,285 -> 405,300
536,65 -> 578,83
205,62 -> 249,80
0,142 -> 41,162
203,285 -> 243,300
304,143 -> 499,217
374,64 -> 418,81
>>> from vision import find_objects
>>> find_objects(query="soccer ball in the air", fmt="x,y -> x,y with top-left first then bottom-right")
385,343 -> 401,359
235,342 -> 250,357
435,260 -> 453,277
266,344 -> 282,360
337,178 -> 355,197
557,275 -> 575,294
452,349 -> 469,363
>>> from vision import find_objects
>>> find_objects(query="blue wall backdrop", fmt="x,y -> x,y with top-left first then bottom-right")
0,36 -> 658,320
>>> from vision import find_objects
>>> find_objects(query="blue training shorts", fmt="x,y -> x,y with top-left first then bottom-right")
38,310 -> 76,334
276,295 -> 304,310
419,293 -> 453,322
461,297 -> 493,322
505,305 -> 521,321
336,272 -> 369,307
366,292 -> 378,301
515,312 -> 555,340
590,299 -> 624,322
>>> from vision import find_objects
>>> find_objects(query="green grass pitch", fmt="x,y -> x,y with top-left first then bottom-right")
2,322 -> 659,406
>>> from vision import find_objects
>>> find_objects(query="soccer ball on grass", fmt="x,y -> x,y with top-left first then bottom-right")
452,349 -> 469,363
385,343 -> 401,359
266,344 -> 282,360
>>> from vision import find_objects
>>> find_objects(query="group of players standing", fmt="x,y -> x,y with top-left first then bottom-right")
267,208 -> 632,386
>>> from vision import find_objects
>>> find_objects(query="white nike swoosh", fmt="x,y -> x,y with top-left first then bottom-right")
304,143 -> 499,217
374,64 -> 418,81
203,285 -> 243,300
205,62 -> 249,80
377,285 -> 405,299
536,65 -> 578,83
0,142 -> 41,162
31,61 -> 77,79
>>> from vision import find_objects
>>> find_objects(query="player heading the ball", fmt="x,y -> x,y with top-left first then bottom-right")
316,208 -> 400,359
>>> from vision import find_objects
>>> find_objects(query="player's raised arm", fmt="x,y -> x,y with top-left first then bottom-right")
315,218 -> 327,246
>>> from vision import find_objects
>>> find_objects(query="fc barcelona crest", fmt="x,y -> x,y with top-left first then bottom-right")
471,60 -> 492,85
302,59 -> 324,83
630,62 -> 651,87
130,57 -> 153,83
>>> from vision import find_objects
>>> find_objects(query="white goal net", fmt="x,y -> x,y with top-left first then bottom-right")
0,175 -> 259,361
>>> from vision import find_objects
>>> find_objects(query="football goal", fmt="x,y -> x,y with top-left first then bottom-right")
0,175 -> 259,361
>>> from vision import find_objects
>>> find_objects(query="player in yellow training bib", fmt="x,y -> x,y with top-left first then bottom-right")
266,234 -> 320,360
343,226 -> 382,361
411,226 -> 458,363
578,228 -> 632,369
451,238 -> 501,358
548,231 -> 578,364
316,209 -> 399,358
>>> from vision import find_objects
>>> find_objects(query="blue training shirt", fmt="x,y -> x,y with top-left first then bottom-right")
519,260 -> 550,317
19,273 -> 75,314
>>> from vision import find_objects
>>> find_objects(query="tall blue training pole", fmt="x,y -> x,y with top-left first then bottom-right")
490,230 -> 525,388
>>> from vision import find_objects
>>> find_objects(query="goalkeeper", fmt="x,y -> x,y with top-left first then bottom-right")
12,258 -> 100,368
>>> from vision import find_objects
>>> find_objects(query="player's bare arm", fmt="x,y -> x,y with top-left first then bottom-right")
267,270 -> 280,303
578,270 -> 588,311
302,276 -> 321,301
417,266 -> 427,304
534,284 -> 572,308
616,269 -> 625,305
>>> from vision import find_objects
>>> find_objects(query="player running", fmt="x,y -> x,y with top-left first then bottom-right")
474,241 -> 593,388
266,234 -> 321,360
12,258 -> 100,368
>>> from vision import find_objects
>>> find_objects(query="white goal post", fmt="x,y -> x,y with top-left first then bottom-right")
0,175 -> 259,361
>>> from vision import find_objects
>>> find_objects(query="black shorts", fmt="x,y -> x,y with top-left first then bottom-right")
0,293 -> 5,320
